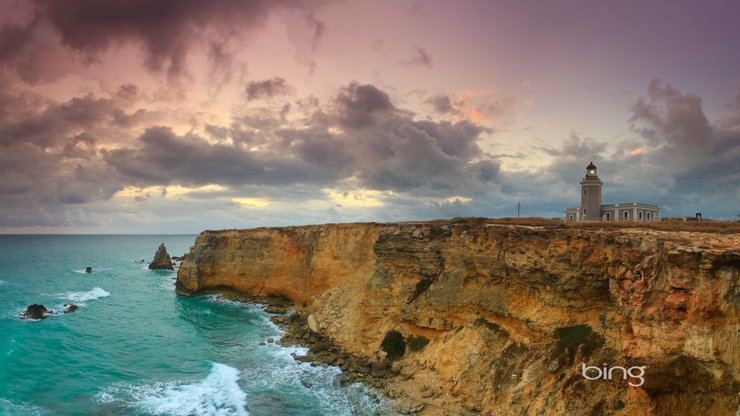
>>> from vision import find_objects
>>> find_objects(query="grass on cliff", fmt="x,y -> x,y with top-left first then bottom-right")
551,324 -> 604,362
442,217 -> 740,233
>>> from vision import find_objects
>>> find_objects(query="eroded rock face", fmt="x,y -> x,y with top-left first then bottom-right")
176,220 -> 740,415
149,243 -> 174,270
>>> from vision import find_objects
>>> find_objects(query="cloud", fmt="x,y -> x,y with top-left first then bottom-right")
104,82 -> 491,195
0,88 -> 146,148
629,79 -> 711,151
1,76 -> 737,231
103,126 -> 343,187
0,0 -> 321,82
428,94 -> 454,114
246,77 -> 293,101
426,91 -> 515,124
334,82 -> 395,129
402,46 -> 432,68
536,134 -> 608,158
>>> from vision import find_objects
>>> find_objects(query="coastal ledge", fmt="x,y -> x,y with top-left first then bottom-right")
176,218 -> 740,416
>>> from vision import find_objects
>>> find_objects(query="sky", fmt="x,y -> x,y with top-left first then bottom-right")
0,0 -> 738,233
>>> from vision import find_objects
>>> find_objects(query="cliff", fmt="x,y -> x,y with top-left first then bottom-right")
176,220 -> 739,415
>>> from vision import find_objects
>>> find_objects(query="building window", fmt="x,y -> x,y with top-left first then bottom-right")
583,209 -> 587,215
647,212 -> 651,220
624,211 -> 629,220
583,189 -> 587,196
569,215 -> 573,221
639,212 -> 643,220
606,212 -> 610,221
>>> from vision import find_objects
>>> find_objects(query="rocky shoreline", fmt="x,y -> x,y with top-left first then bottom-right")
219,292 -> 426,415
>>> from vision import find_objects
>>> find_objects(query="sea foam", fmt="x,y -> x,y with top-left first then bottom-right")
63,287 -> 111,303
0,398 -> 48,416
98,362 -> 249,416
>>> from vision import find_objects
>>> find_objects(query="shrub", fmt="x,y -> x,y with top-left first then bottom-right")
380,330 -> 406,360
407,335 -> 430,352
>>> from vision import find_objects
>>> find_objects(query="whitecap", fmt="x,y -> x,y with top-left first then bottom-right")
63,287 -> 110,303
97,362 -> 249,416
0,398 -> 49,415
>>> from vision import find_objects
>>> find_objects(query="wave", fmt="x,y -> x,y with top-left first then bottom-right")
0,398 -> 48,416
71,267 -> 113,274
63,287 -> 111,303
97,362 -> 249,416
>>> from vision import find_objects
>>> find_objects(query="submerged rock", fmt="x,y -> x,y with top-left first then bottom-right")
22,304 -> 53,319
63,303 -> 79,313
148,243 -> 174,270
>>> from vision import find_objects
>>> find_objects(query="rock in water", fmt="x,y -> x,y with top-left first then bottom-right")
85,266 -> 93,273
23,304 -> 53,319
149,243 -> 174,270
63,303 -> 79,313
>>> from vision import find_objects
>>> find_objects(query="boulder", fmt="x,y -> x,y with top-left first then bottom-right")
148,243 -> 174,270
85,266 -> 93,273
23,304 -> 53,319
307,314 -> 319,333
63,303 -> 79,313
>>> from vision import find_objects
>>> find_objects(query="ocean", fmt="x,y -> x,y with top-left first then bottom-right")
0,235 -> 395,416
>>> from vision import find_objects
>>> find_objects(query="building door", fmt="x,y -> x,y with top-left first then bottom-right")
606,212 -> 610,221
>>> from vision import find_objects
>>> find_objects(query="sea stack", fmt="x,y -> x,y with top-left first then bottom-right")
148,243 -> 174,270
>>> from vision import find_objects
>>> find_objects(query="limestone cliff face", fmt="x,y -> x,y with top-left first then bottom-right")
177,220 -> 739,415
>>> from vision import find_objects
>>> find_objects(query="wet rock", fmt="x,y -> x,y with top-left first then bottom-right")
371,359 -> 390,378
63,303 -> 79,313
22,304 -> 53,319
309,341 -> 332,353
148,243 -> 174,270
264,305 -> 287,314
85,266 -> 93,273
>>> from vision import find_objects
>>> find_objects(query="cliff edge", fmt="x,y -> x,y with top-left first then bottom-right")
176,220 -> 739,415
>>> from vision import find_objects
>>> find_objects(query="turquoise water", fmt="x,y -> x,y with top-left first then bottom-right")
0,235 -> 394,416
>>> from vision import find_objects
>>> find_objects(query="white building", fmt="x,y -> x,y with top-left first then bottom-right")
564,162 -> 660,222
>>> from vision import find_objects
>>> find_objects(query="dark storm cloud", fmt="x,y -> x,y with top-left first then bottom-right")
0,92 -> 144,148
0,0 -> 312,82
38,0 -> 304,77
335,82 -> 395,129
101,82 -> 490,194
103,126 -> 343,187
246,77 -> 293,101
629,79 -> 711,151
